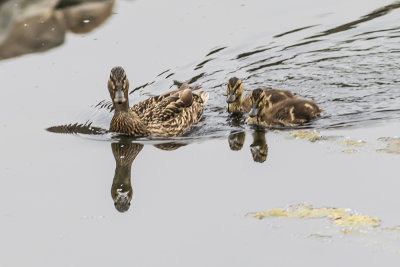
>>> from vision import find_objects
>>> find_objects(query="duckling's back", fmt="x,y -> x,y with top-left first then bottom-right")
263,88 -> 295,107
270,99 -> 321,126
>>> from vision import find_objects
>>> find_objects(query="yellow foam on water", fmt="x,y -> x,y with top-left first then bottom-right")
247,204 -> 379,228
290,130 -> 322,142
340,139 -> 365,147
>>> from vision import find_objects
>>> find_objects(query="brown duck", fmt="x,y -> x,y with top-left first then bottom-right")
248,89 -> 321,127
226,77 -> 295,113
108,66 -> 208,137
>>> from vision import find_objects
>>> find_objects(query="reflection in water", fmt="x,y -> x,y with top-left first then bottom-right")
0,0 -> 115,60
110,138 -> 189,213
228,131 -> 245,151
111,141 -> 142,213
250,129 -> 268,163
228,129 -> 268,163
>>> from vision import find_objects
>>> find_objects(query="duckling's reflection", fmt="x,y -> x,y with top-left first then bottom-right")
111,141 -> 143,213
228,131 -> 245,151
227,129 -> 268,163
250,129 -> 268,163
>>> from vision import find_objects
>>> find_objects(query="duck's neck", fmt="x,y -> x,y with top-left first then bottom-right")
228,94 -> 243,113
113,99 -> 130,113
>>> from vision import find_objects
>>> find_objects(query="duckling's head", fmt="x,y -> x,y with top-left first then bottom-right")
108,66 -> 130,105
226,77 -> 244,104
249,89 -> 267,117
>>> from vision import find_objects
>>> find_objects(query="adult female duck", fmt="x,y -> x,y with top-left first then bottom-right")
108,66 -> 208,137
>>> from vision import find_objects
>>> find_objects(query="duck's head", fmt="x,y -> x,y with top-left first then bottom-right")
226,77 -> 244,104
108,66 -> 130,105
249,89 -> 267,117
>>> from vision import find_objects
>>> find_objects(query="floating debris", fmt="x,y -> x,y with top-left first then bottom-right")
340,139 -> 365,147
377,137 -> 400,154
342,149 -> 357,154
247,204 -> 380,228
289,130 -> 322,142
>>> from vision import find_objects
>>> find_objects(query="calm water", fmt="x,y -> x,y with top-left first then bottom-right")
1,0 -> 400,266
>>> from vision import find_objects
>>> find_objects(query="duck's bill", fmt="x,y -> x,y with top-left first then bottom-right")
114,89 -> 126,104
226,91 -> 235,103
249,103 -> 258,117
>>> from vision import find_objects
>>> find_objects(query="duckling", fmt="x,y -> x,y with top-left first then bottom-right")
108,66 -> 208,137
226,77 -> 252,113
248,89 -> 321,127
226,77 -> 295,113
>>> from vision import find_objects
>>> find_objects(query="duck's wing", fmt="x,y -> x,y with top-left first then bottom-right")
143,91 -> 208,137
131,83 -> 201,116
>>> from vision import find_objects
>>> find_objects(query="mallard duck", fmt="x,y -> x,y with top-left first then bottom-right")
226,77 -> 295,113
108,66 -> 208,137
248,89 -> 321,127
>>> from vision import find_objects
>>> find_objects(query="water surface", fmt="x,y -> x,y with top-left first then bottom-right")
1,0 -> 400,266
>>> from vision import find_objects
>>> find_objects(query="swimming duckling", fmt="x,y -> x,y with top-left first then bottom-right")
248,89 -> 321,127
226,77 -> 252,113
226,77 -> 295,113
108,66 -> 208,137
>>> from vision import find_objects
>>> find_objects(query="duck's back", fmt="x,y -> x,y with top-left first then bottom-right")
143,91 -> 209,137
263,88 -> 295,107
269,99 -> 321,126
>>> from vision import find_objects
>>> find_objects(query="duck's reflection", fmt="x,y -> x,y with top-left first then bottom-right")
110,139 -> 187,212
228,129 -> 268,163
111,141 -> 142,212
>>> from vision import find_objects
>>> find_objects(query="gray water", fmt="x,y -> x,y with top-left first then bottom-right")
77,0 -> 400,139
1,0 -> 400,266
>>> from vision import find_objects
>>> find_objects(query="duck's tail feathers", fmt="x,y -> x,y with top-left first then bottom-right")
199,92 -> 209,104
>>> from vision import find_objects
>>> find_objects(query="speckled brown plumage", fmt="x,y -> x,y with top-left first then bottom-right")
107,67 -> 208,137
226,77 -> 295,113
248,89 -> 321,127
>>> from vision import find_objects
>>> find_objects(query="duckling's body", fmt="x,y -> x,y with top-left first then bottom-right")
226,77 -> 295,113
248,89 -> 321,127
108,67 -> 208,137
263,88 -> 295,108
